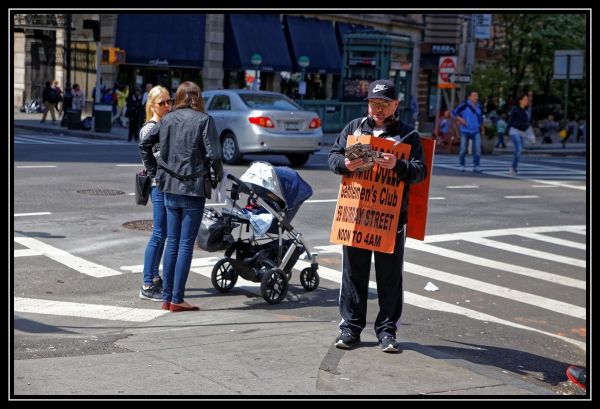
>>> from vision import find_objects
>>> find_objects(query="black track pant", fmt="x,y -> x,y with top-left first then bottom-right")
339,226 -> 405,340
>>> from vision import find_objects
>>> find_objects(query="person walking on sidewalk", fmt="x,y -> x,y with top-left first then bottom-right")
52,80 -> 64,117
139,81 -> 223,312
506,93 -> 530,176
40,81 -> 59,124
127,87 -> 143,142
452,90 -> 484,172
328,79 -> 427,353
137,85 -> 172,302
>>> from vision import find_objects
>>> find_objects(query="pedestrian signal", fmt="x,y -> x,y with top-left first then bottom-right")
101,48 -> 126,65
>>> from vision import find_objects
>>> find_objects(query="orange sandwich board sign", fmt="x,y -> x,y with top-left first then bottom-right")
406,136 -> 436,241
330,135 -> 411,254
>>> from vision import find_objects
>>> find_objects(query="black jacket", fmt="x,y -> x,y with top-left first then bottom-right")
328,116 -> 427,225
507,105 -> 530,133
139,108 -> 223,198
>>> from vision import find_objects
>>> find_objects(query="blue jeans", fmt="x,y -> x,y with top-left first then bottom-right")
495,133 -> 506,148
142,186 -> 167,286
162,193 -> 205,304
459,131 -> 481,167
510,131 -> 524,171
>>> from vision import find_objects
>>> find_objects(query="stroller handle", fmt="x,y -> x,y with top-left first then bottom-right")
226,173 -> 254,196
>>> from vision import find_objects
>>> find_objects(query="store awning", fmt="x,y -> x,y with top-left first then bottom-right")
284,15 -> 341,74
116,14 -> 205,68
223,14 -> 293,72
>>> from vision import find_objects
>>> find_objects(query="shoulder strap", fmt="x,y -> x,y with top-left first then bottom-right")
157,157 -> 207,181
352,117 -> 369,139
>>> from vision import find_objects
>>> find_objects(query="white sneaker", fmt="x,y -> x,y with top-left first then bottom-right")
508,168 -> 517,176
459,166 -> 466,172
473,166 -> 483,173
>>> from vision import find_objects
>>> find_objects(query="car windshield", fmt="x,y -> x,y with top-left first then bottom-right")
240,94 -> 302,111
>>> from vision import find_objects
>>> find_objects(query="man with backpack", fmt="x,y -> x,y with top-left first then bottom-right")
452,91 -> 484,172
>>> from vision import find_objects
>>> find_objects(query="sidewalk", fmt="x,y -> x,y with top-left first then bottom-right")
13,110 -> 129,142
13,306 -> 551,396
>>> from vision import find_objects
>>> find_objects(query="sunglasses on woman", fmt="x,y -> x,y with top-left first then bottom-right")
157,98 -> 174,107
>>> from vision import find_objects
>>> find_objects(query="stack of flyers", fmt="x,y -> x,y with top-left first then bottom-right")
345,143 -> 375,171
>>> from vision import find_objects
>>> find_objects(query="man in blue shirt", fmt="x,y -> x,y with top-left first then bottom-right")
452,91 -> 484,172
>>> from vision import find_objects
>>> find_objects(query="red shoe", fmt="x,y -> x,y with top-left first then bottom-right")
566,365 -> 586,390
169,303 -> 200,312
161,302 -> 171,310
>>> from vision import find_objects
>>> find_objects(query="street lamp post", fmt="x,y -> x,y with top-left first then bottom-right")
61,14 -> 73,127
250,53 -> 262,91
297,55 -> 310,105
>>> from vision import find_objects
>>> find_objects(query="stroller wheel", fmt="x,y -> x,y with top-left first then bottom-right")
260,268 -> 288,304
211,257 -> 238,292
300,267 -> 320,292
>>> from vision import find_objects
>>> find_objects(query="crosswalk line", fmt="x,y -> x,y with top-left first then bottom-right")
292,259 -> 586,351
318,242 -> 585,290
14,297 -> 168,322
515,233 -> 586,250
14,249 -> 43,257
14,237 -> 122,278
403,263 -> 586,320
461,237 -> 586,268
419,225 -> 586,243
311,246 -> 585,319
406,242 -> 586,289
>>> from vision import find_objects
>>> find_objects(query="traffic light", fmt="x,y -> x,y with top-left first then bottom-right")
101,48 -> 126,65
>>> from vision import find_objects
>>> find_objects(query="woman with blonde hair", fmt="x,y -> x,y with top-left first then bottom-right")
137,85 -> 173,302
139,81 -> 223,312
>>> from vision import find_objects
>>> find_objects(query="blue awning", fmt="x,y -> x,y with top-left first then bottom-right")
284,16 -> 341,74
224,14 -> 293,72
116,14 -> 205,68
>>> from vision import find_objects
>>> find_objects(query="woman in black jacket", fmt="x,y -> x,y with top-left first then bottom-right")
506,94 -> 531,175
139,81 -> 223,312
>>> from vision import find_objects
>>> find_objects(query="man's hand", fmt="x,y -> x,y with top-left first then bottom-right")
456,117 -> 467,126
344,157 -> 368,172
374,152 -> 397,169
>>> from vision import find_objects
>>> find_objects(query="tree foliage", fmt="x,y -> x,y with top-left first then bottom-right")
472,13 -> 587,120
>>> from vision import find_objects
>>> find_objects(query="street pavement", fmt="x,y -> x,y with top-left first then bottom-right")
13,110 -> 588,154
12,110 -> 588,398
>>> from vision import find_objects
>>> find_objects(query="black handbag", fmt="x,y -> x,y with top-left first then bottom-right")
196,208 -> 233,252
135,170 -> 152,205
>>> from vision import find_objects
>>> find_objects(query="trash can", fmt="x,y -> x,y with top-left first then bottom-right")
93,103 -> 113,132
67,109 -> 82,130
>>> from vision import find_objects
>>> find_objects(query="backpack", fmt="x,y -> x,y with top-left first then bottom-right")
48,88 -> 60,104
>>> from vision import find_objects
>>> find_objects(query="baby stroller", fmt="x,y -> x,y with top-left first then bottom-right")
197,162 -> 320,304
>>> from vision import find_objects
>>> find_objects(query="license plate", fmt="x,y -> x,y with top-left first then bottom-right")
285,121 -> 300,131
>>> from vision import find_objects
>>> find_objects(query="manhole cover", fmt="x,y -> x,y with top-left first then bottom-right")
77,188 -> 126,196
123,220 -> 154,231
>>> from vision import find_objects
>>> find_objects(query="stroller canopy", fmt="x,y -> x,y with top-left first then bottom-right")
240,162 -> 313,213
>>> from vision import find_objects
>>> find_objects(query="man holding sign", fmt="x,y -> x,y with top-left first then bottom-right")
328,79 -> 427,353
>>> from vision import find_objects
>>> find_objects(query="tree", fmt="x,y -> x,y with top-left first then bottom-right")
472,14 -> 587,120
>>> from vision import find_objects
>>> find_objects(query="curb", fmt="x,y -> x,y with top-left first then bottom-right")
14,124 -> 125,141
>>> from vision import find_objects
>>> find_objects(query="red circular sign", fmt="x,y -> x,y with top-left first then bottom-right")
439,57 -> 456,83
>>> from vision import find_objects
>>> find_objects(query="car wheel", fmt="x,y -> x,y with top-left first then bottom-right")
222,132 -> 242,164
286,153 -> 310,167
